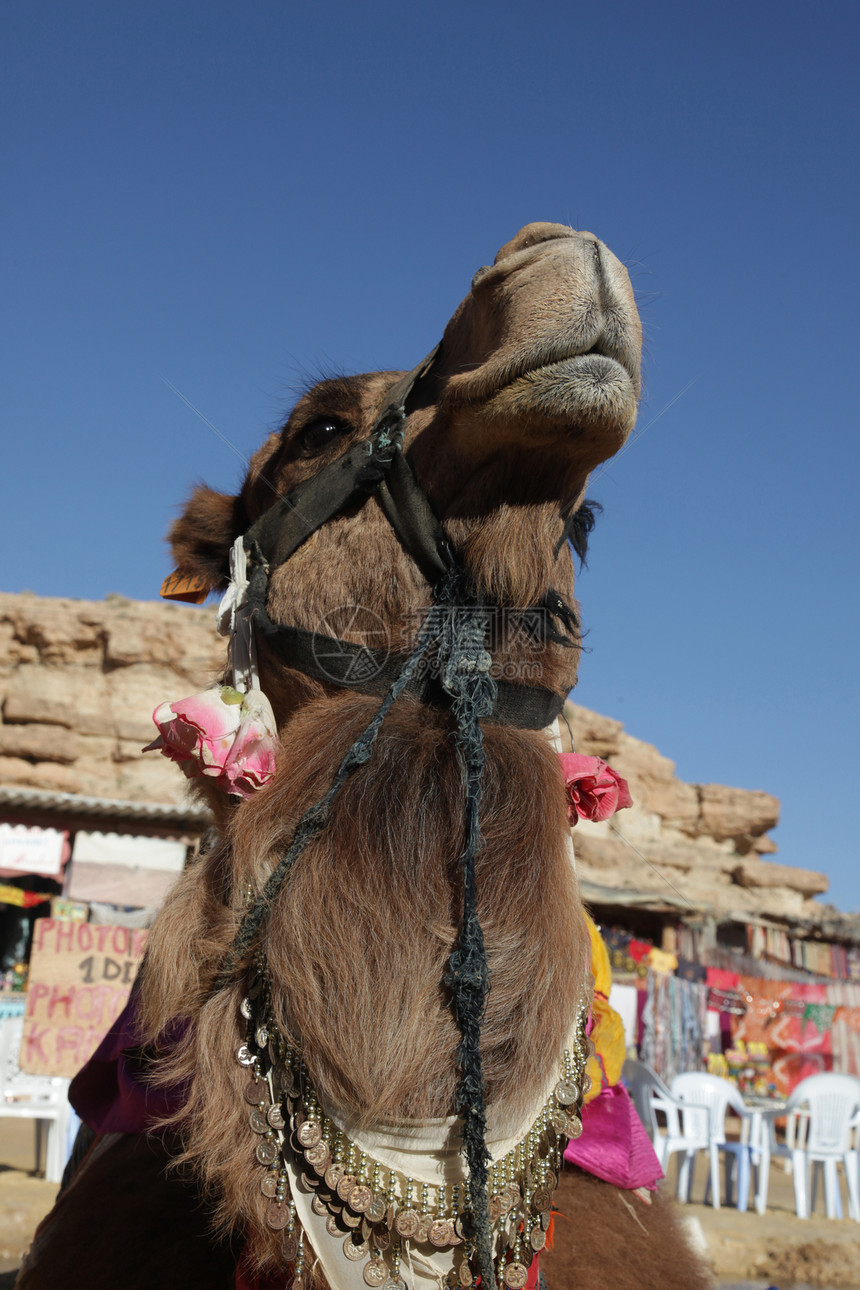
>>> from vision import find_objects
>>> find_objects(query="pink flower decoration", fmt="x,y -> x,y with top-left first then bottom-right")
144,686 -> 277,799
558,754 -> 633,825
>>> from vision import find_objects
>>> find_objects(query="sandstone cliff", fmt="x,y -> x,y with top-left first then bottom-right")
559,705 -> 830,923
0,592 -> 833,925
0,592 -> 223,806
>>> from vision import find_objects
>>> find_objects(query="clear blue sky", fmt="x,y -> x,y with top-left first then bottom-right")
3,2 -> 858,910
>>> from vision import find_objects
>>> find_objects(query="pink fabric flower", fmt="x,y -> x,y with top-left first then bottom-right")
144,686 -> 277,798
559,753 -> 632,825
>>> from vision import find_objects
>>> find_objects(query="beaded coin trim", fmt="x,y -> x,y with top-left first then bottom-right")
237,953 -> 590,1290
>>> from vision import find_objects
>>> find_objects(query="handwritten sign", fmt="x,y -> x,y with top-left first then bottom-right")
20,919 -> 149,1078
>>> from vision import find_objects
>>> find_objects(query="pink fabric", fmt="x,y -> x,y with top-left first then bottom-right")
558,754 -> 633,825
705,967 -> 740,990
69,994 -> 187,1135
564,1082 -> 663,1190
146,686 -> 277,798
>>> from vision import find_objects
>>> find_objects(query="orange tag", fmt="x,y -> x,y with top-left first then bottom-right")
160,569 -> 209,604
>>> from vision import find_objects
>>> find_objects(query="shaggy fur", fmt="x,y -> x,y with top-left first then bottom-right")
24,222 -> 654,1287
138,701 -> 588,1263
15,1145 -> 712,1290
546,1166 -> 714,1290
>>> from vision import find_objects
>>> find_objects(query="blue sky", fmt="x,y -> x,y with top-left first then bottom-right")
3,2 -> 858,910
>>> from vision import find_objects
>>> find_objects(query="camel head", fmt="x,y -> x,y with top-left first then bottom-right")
169,223 -> 640,641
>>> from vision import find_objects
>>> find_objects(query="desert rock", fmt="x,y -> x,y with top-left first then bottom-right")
0,592 -> 835,927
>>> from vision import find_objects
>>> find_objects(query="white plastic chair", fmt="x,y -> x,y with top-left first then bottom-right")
622,1059 -> 708,1197
0,1016 -> 71,1183
671,1071 -> 759,1211
763,1072 -> 860,1220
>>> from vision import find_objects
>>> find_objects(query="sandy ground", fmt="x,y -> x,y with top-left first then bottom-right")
684,1161 -> 859,1290
0,1120 -> 857,1288
0,1121 -> 60,1280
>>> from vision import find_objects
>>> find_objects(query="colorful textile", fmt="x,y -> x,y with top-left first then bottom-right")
647,948 -> 677,976
705,967 -> 740,991
0,883 -> 51,908
572,918 -> 662,1190
728,977 -> 860,1094
585,996 -> 626,1100
730,976 -> 830,1095
831,986 -> 860,1078
588,916 -> 612,998
803,1003 -> 838,1031
640,972 -> 708,1085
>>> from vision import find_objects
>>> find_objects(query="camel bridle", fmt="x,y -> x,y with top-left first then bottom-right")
242,345 -> 580,728
218,347 -> 585,1290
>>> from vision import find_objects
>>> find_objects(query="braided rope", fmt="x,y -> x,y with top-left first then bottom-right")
437,576 -> 498,1290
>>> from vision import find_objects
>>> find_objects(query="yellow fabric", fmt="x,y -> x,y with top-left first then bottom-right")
583,914 -> 628,1102
647,947 -> 678,975
587,913 -> 612,998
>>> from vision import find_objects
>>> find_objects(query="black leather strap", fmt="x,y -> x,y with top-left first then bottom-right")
249,601 -> 566,729
377,450 -> 454,588
243,436 -> 388,569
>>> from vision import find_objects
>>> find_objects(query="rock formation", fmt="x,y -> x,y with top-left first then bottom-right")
0,591 -> 222,805
560,704 -> 829,921
0,591 -> 834,924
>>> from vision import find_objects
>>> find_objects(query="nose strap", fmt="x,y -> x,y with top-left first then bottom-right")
377,449 -> 455,588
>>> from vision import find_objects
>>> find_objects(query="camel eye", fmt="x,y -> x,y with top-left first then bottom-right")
298,416 -> 349,456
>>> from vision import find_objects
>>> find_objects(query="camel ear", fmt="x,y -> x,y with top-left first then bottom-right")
166,485 -> 248,596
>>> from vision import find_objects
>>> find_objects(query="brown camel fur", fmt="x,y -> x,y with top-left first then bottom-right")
18,224 -> 712,1289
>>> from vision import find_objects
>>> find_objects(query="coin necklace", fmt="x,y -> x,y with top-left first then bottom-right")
238,953 -> 590,1289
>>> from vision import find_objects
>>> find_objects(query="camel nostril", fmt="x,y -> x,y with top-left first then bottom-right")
494,222 -> 578,265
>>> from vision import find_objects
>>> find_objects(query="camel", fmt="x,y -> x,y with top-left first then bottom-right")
17,224 -> 712,1290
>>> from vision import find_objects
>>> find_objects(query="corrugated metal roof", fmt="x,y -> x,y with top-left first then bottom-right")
0,784 -> 211,828
579,880 -> 700,914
